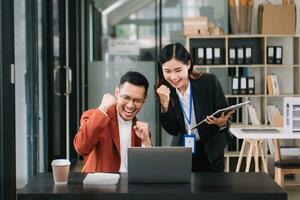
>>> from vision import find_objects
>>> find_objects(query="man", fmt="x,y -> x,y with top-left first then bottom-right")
74,71 -> 151,173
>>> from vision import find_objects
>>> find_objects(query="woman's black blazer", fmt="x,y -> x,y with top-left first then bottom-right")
159,73 -> 231,164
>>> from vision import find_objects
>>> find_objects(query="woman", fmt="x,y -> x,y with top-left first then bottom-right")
156,43 -> 234,172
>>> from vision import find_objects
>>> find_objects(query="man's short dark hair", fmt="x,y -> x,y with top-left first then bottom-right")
119,71 -> 149,96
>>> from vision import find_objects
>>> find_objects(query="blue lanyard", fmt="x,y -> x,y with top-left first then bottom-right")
178,85 -> 193,125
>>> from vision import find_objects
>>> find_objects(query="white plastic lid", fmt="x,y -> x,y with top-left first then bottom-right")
51,159 -> 70,166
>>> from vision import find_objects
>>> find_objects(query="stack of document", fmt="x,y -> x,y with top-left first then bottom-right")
83,173 -> 120,185
247,104 -> 260,125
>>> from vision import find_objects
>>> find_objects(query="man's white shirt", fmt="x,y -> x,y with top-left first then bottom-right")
98,108 -> 150,172
117,114 -> 132,173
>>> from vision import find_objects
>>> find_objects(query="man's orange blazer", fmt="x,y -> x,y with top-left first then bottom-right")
74,106 -> 142,172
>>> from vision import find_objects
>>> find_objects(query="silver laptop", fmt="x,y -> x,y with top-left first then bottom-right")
128,147 -> 192,183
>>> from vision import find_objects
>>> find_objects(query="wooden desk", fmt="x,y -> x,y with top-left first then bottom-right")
230,128 -> 300,173
17,172 -> 286,200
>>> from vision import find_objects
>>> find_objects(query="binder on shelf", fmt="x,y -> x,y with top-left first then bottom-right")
247,76 -> 255,94
272,74 -> 280,95
245,47 -> 252,64
267,46 -> 275,64
267,74 -> 280,95
228,67 -> 236,76
227,98 -> 237,123
230,76 -> 239,95
213,47 -> 221,65
239,76 -> 247,94
205,47 -> 213,65
266,104 -> 281,125
267,75 -> 273,95
275,46 -> 283,64
247,104 -> 260,125
237,47 -> 244,64
229,48 -> 236,65
195,47 -> 205,65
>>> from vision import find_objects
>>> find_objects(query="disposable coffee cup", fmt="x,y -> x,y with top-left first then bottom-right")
51,159 -> 70,184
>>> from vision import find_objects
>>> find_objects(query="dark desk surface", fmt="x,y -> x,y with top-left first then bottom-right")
17,172 -> 287,200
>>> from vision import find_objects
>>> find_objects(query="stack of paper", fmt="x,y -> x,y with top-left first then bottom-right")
247,104 -> 260,125
83,173 -> 120,185
267,74 -> 280,95
266,105 -> 281,125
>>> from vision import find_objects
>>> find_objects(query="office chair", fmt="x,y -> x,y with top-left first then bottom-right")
272,116 -> 300,187
274,139 -> 300,187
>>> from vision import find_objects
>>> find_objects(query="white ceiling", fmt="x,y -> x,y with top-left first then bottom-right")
93,0 -> 155,25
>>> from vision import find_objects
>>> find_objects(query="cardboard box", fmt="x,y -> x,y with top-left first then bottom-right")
258,4 -> 296,34
183,17 -> 209,36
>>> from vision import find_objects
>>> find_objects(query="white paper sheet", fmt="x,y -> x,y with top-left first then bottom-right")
83,173 -> 120,185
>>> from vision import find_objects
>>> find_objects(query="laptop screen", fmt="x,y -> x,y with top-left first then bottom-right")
128,147 -> 192,183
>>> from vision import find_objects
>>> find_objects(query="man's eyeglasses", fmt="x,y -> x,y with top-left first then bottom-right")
120,94 -> 145,106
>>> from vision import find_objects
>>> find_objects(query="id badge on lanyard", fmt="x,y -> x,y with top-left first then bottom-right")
179,85 -> 196,154
184,130 -> 196,154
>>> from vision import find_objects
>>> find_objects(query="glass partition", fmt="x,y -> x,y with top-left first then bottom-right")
161,0 -> 228,46
87,0 -> 228,146
88,0 -> 158,144
160,0 -> 228,145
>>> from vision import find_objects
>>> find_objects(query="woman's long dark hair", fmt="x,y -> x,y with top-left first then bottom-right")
156,43 -> 203,89
155,43 -> 204,106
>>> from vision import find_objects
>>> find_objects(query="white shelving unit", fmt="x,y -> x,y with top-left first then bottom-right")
186,34 -> 300,127
186,35 -> 300,171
